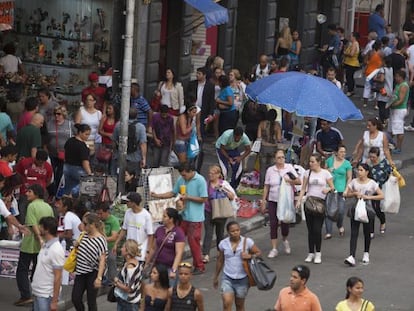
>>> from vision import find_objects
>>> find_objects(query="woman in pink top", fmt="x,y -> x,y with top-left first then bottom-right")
261,149 -> 301,258
296,153 -> 334,264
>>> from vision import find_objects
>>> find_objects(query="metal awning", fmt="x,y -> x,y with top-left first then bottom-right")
184,0 -> 228,28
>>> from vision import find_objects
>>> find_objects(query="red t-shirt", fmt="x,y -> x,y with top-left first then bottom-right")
15,157 -> 53,194
0,160 -> 13,177
17,112 -> 34,131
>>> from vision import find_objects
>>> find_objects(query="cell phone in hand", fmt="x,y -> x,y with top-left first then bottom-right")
286,172 -> 297,180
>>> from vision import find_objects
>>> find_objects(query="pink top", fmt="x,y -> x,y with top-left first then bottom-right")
305,169 -> 332,199
265,164 -> 298,202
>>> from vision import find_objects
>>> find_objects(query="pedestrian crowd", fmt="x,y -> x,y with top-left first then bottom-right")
3,4 -> 414,310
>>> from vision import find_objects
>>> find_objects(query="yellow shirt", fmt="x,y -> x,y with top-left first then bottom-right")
335,299 -> 375,311
343,43 -> 360,67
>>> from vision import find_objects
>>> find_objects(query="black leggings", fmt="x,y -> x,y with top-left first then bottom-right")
344,64 -> 360,92
305,212 -> 324,253
350,217 -> 372,257
371,200 -> 386,233
72,270 -> 99,311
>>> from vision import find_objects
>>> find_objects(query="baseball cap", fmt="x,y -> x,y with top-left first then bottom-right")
121,192 -> 142,205
88,72 -> 99,82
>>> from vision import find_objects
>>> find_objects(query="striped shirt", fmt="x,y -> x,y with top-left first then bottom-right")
117,262 -> 143,304
75,234 -> 107,275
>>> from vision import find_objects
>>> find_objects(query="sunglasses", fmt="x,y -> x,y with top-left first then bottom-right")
178,262 -> 193,269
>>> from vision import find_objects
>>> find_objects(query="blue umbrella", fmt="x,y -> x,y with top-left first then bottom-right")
246,71 -> 363,122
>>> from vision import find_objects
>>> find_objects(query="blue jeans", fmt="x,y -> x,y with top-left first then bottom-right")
33,296 -> 52,311
325,193 -> 345,235
117,298 -> 138,311
220,274 -> 249,299
216,148 -> 243,189
63,164 -> 87,195
16,251 -> 38,299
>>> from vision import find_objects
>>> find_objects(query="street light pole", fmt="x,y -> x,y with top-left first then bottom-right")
117,0 -> 135,194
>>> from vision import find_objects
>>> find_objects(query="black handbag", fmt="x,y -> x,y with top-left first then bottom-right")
107,286 -> 117,302
325,192 -> 340,221
304,171 -> 326,216
247,256 -> 277,291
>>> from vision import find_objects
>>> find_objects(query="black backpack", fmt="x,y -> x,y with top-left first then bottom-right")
127,121 -> 139,154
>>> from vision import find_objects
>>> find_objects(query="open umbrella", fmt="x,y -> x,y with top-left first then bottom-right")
246,71 -> 363,122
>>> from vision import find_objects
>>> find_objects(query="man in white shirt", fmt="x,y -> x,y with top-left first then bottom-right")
31,216 -> 65,311
112,192 -> 154,263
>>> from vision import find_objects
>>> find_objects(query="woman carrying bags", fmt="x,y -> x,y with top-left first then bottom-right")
367,146 -> 392,237
202,165 -> 236,264
343,163 -> 384,266
296,153 -> 335,264
261,149 -> 301,258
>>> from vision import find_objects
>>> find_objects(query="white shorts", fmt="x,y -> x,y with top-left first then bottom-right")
363,79 -> 372,99
388,108 -> 407,135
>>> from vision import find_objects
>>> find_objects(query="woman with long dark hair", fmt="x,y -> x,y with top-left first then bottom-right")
158,68 -> 184,116
140,264 -> 169,311
147,208 -> 185,282
55,196 -> 82,246
296,153 -> 335,264
175,105 -> 198,164
344,163 -> 384,266
335,277 -> 375,311
343,32 -> 360,97
366,147 -> 391,238
63,123 -> 92,195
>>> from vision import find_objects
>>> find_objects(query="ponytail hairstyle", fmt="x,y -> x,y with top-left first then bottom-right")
345,277 -> 364,299
83,212 -> 106,236
74,123 -> 91,134
165,207 -> 182,226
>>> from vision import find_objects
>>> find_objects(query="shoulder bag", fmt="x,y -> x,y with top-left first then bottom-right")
242,237 -> 276,290
63,232 -> 85,273
242,237 -> 256,287
211,183 -> 234,219
304,171 -> 326,216
142,230 -> 173,279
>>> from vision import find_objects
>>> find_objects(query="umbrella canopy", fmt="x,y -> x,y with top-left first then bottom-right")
246,71 -> 363,122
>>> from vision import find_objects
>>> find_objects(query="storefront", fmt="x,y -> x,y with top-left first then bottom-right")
1,0 -> 113,106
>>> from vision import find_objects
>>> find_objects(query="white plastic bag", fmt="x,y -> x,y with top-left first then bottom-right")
168,150 -> 179,167
277,178 -> 295,223
380,176 -> 400,213
354,199 -> 369,223
251,139 -> 262,153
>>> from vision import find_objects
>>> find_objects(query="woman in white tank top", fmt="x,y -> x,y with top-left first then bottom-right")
352,118 -> 394,165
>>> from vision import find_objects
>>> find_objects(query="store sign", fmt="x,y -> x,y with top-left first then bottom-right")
0,0 -> 14,29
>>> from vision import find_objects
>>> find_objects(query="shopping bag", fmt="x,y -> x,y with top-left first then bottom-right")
380,176 -> 400,213
63,232 -> 85,272
354,199 -> 369,223
325,191 -> 340,221
187,129 -> 200,159
251,140 -> 262,153
277,178 -> 295,223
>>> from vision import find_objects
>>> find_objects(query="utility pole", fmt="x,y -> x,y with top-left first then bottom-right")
117,0 -> 135,193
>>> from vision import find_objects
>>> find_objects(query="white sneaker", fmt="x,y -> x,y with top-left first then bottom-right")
314,252 -> 322,264
283,240 -> 291,255
362,252 -> 370,264
344,255 -> 356,266
267,248 -> 278,258
304,253 -> 315,263
404,125 -> 414,132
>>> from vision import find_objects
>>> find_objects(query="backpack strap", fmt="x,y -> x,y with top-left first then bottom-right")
360,299 -> 369,311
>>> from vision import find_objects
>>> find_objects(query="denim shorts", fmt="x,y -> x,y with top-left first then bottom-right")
174,139 -> 188,153
220,274 -> 249,298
